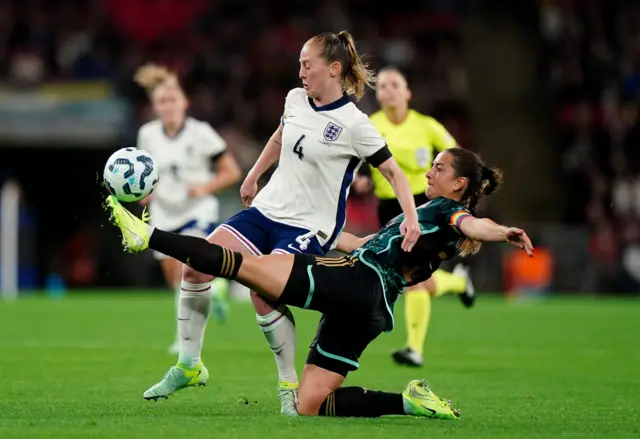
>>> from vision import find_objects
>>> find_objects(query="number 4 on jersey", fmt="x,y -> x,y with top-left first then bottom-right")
293,134 -> 305,160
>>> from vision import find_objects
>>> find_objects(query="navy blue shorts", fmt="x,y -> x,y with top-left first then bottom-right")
168,220 -> 217,236
219,207 -> 325,256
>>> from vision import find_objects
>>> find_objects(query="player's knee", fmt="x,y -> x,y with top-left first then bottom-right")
296,389 -> 324,416
181,264 -> 213,284
250,290 -> 279,315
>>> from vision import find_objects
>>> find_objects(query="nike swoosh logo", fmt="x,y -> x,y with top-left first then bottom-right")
287,244 -> 303,254
271,342 -> 285,352
407,387 -> 437,415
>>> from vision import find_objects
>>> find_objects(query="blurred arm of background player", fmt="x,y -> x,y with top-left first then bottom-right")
240,124 -> 284,207
352,164 -> 374,195
187,152 -> 242,198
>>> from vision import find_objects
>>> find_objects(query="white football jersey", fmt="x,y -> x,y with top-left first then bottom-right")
137,117 -> 226,231
252,88 -> 387,250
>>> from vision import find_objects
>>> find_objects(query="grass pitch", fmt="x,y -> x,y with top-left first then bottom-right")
0,292 -> 638,439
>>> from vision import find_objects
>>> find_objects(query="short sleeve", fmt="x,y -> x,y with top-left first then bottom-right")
434,199 -> 472,235
198,122 -> 227,157
280,88 -> 296,126
429,118 -> 457,152
352,115 -> 390,166
137,126 -> 149,151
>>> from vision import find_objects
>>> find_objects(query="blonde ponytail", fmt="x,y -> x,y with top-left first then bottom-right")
133,64 -> 178,93
309,31 -> 375,100
336,31 -> 375,100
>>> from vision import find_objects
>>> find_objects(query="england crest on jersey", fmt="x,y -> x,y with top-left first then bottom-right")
323,122 -> 343,142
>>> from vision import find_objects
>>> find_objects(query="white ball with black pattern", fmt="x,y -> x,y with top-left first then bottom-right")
103,147 -> 159,202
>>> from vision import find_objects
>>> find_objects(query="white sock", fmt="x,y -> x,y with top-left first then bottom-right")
173,282 -> 181,346
177,280 -> 212,368
256,305 -> 298,384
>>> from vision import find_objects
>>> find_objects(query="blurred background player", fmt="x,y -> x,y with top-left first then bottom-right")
353,66 -> 474,367
134,64 -> 241,352
142,31 -> 421,414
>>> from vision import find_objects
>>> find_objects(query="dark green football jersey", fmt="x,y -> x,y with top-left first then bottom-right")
352,196 -> 472,331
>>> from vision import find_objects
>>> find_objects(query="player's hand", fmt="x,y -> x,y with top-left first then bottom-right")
506,227 -> 534,257
139,194 -> 154,206
352,175 -> 373,195
240,176 -> 258,207
187,184 -> 210,198
399,216 -> 421,252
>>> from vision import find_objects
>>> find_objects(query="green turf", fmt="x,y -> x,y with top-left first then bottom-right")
0,292 -> 638,439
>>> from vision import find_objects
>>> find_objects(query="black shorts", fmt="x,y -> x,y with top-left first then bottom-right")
279,254 -> 386,377
377,192 -> 429,227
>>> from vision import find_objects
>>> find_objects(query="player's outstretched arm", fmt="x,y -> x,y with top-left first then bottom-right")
335,232 -> 375,254
459,216 -> 534,256
240,124 -> 283,206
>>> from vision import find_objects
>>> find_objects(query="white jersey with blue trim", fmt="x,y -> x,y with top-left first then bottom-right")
137,117 -> 227,232
251,88 -> 387,250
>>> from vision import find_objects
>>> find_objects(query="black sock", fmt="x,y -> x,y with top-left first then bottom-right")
149,228 -> 243,279
318,387 -> 405,417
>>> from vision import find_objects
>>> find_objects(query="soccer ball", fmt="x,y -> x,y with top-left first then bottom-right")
103,148 -> 159,202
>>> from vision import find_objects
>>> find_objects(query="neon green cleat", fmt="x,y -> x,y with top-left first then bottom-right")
278,380 -> 299,416
402,379 -> 461,420
143,361 -> 209,401
105,195 -> 150,253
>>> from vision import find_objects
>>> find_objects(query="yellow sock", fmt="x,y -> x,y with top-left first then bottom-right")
405,289 -> 431,356
431,269 -> 466,297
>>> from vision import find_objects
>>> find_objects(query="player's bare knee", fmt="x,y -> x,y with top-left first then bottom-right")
251,289 -> 279,315
182,264 -> 213,284
296,390 -> 324,416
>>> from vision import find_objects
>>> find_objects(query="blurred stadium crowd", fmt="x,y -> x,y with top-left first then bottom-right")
0,0 -> 472,170
540,0 -> 640,291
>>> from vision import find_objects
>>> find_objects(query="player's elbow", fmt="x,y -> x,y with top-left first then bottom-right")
460,218 -> 493,242
228,162 -> 242,184
377,157 -> 400,183
220,155 -> 242,184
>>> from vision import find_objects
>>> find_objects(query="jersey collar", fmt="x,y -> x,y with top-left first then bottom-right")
162,118 -> 188,140
308,93 -> 350,112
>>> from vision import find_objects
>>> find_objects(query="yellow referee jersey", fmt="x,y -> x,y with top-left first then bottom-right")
369,109 -> 456,200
